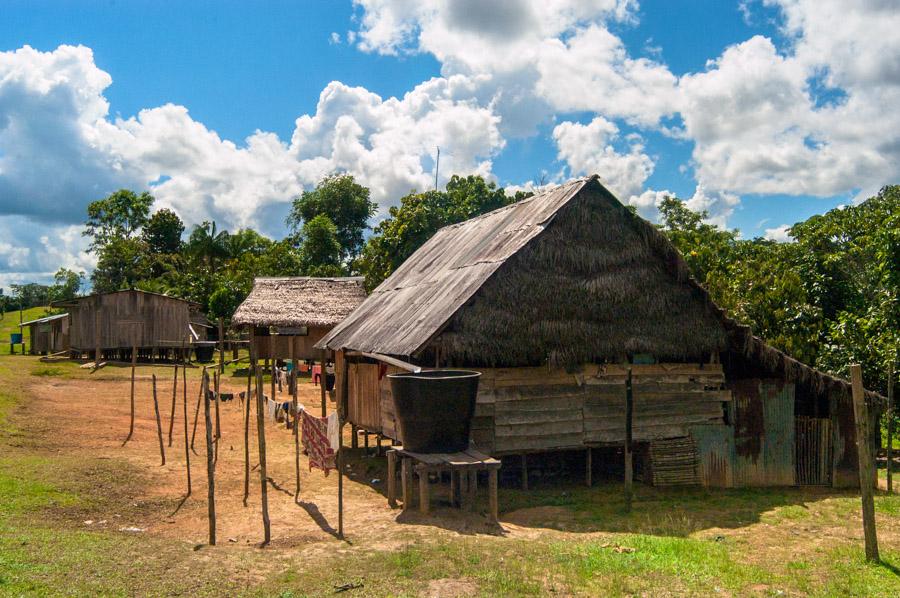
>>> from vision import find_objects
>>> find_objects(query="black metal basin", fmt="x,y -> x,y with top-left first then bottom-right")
388,369 -> 482,453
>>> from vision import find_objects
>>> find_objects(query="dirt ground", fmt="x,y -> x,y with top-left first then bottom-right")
25,367 -> 505,554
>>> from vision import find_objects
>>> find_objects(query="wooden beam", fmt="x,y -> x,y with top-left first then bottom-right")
213,371 -> 221,464
291,341 -> 300,502
387,449 -> 398,508
624,367 -> 634,512
190,369 -> 204,454
255,367 -> 271,545
167,358 -> 178,447
345,351 -> 422,373
151,374 -> 166,466
181,359 -> 191,496
850,364 -> 879,562
243,353 -> 253,507
202,370 -> 216,546
320,348 -> 327,417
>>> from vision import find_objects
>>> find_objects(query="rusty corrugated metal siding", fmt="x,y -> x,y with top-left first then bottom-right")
732,379 -> 795,487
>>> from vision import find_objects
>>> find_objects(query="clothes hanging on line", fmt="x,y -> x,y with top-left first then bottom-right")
301,410 -> 336,475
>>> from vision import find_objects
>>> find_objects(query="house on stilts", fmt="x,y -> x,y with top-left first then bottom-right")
317,175 -> 884,489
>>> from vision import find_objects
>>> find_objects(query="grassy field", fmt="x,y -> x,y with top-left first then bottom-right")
0,352 -> 898,596
0,306 -> 58,356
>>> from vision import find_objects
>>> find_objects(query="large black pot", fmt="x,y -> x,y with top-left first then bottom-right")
388,369 -> 481,453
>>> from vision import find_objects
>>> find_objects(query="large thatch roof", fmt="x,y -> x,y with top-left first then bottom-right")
232,277 -> 367,328
318,176 -> 883,402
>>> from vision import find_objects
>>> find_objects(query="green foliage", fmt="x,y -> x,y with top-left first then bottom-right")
83,189 -> 153,251
286,174 -> 376,264
358,174 -> 514,290
142,208 -> 184,254
49,268 -> 83,303
90,237 -> 150,293
298,214 -> 343,276
186,220 -> 230,273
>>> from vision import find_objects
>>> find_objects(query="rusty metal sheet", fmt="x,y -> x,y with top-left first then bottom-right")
691,424 -> 734,488
732,379 -> 795,486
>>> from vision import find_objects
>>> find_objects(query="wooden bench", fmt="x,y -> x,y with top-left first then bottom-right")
386,447 -> 501,521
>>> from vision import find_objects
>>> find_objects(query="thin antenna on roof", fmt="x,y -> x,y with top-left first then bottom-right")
434,146 -> 440,191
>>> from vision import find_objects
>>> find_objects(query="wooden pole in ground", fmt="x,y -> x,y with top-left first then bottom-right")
255,367 -> 271,545
218,317 -> 225,374
243,353 -> 252,507
850,364 -> 879,562
320,348 -> 327,417
887,364 -> 894,495
291,341 -> 300,502
167,355 -> 178,447
124,345 -> 137,444
182,358 -> 192,496
624,367 -> 634,512
213,370 -> 221,464
338,351 -> 349,539
270,335 -> 276,400
202,370 -> 216,546
190,368 -> 205,453
151,374 -> 166,465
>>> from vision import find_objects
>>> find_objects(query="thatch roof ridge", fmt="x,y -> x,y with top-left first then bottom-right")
232,276 -> 367,328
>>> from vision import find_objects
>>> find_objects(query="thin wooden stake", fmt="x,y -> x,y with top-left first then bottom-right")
218,317 -> 225,374
243,356 -> 253,507
320,348 -> 327,417
270,336 -> 276,400
213,370 -> 221,464
888,365 -> 894,495
203,371 -> 216,545
151,374 -> 166,465
124,345 -> 137,444
850,364 -> 879,562
168,358 -> 178,447
182,359 -> 192,496
339,351 -> 349,539
190,368 -> 205,453
255,368 -> 271,545
291,342 -> 300,502
624,367 -> 634,512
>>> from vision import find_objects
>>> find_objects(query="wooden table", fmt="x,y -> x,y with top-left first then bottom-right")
386,447 -> 501,521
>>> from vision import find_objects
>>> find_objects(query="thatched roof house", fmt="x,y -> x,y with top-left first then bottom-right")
233,277 -> 366,360
320,176 -> 882,489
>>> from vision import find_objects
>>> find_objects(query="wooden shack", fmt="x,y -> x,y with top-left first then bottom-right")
19,313 -> 69,355
54,289 -> 198,360
231,277 -> 367,361
318,175 -> 884,489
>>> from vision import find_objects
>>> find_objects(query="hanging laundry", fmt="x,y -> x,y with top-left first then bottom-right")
302,410 -> 336,475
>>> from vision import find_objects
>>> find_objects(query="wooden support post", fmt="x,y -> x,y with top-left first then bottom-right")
337,423 -> 345,539
468,470 -> 477,512
888,365 -> 894,495
213,371 -> 221,463
521,454 -> 528,490
218,317 -> 225,374
387,450 -> 398,508
320,349 -> 327,417
489,468 -> 499,522
202,371 -> 216,546
124,345 -> 137,444
417,465 -> 430,514
243,356 -> 253,507
269,336 -> 276,400
167,358 -> 178,447
151,374 -> 166,466
450,470 -> 457,507
586,447 -> 592,488
255,368 -> 271,545
850,364 -> 879,562
181,361 -> 191,496
291,342 -> 300,502
351,424 -> 359,449
624,367 -> 634,512
190,368 -> 204,453
401,457 -> 411,510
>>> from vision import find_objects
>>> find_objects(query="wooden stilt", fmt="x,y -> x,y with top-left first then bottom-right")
182,359 -> 191,496
320,349 -> 327,417
243,356 -> 253,508
168,359 -> 178,447
203,371 -> 216,545
351,424 -> 359,449
255,368 -> 271,545
586,447 -> 593,487
489,468 -> 499,522
213,371 -> 221,463
417,464 -> 430,514
151,374 -> 166,465
624,367 -> 634,512
401,457 -> 411,510
291,342 -> 301,502
850,364 -> 879,562
521,454 -> 528,490
124,345 -> 137,444
387,449 -> 397,508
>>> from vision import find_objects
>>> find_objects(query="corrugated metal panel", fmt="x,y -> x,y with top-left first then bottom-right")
318,179 -> 589,355
733,379 -> 795,487
691,424 -> 734,487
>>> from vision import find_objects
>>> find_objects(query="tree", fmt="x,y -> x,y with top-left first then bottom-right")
186,221 -> 230,274
49,268 -> 84,302
143,208 -> 185,254
83,189 -> 154,252
298,215 -> 343,277
10,283 -> 51,309
91,237 -> 150,293
208,281 -> 246,322
358,175 -> 514,289
286,174 -> 377,264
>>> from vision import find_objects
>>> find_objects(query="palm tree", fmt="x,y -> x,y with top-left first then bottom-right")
187,221 -> 230,273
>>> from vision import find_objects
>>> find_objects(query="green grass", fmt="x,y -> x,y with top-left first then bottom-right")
0,306 -> 58,356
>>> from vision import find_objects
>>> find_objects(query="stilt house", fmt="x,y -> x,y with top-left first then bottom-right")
231,277 -> 367,361
54,289 -> 199,360
318,176 -> 884,489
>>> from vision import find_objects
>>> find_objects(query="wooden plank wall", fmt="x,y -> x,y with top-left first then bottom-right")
347,362 -> 381,432
251,326 -> 330,360
69,292 -> 191,350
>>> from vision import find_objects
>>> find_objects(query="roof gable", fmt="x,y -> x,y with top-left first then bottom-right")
232,277 -> 367,328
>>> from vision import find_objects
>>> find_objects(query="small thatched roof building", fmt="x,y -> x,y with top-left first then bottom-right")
233,277 -> 367,360
320,175 -> 883,489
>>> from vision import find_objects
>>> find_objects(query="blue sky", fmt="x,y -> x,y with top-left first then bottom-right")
0,0 -> 896,288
